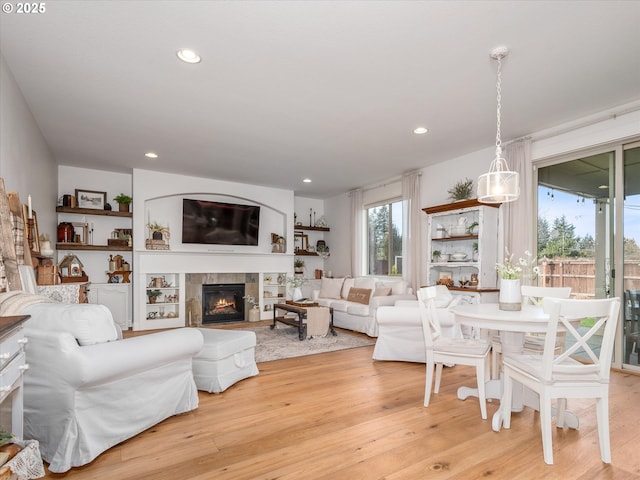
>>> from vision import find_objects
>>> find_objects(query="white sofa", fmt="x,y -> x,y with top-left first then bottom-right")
313,277 -> 416,337
373,285 -> 469,363
20,301 -> 204,473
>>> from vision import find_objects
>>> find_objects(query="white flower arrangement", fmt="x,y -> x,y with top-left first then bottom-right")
496,249 -> 540,280
286,275 -> 307,288
243,294 -> 258,307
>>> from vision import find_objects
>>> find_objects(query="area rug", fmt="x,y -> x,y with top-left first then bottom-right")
243,326 -> 375,363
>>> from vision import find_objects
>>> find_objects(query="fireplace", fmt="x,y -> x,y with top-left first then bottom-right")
202,283 -> 245,324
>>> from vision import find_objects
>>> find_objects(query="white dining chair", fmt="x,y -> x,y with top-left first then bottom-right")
417,286 -> 491,419
501,296 -> 621,464
491,286 -> 571,378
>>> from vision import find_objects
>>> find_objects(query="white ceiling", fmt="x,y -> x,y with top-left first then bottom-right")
1,1 -> 639,198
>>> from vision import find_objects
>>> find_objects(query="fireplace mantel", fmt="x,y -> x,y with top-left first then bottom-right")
136,250 -> 293,274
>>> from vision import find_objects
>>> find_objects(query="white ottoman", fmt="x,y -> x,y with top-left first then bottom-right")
193,328 -> 259,393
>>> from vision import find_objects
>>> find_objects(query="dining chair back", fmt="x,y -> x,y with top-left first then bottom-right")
501,296 -> 621,464
417,286 -> 491,419
521,286 -> 572,305
491,286 -> 571,377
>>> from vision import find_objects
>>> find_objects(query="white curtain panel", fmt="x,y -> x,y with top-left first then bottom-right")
402,171 -> 422,293
350,188 -> 364,277
503,139 -> 533,258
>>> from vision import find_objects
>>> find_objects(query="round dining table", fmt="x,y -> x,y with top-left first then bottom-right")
450,302 -> 579,431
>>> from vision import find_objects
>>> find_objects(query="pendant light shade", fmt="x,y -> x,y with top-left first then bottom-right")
478,46 -> 520,204
477,147 -> 520,203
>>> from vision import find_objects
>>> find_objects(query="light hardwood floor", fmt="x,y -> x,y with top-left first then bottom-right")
41,334 -> 640,479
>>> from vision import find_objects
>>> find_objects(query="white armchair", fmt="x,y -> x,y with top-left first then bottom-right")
20,302 -> 204,473
373,286 -> 468,363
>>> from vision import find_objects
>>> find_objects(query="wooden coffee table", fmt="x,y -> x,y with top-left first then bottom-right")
272,302 -> 336,340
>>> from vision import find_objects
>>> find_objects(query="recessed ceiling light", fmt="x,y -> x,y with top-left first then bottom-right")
145,152 -> 158,159
303,178 -> 312,183
413,127 -> 428,135
176,49 -> 201,64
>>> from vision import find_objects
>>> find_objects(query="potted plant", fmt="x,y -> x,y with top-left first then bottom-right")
432,250 -> 442,262
467,221 -> 479,235
472,242 -> 479,261
293,258 -> 305,274
113,193 -> 133,212
147,222 -> 170,241
447,178 -> 474,202
147,289 -> 162,304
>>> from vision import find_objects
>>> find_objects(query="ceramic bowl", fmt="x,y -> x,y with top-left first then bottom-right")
450,252 -> 467,261
449,226 -> 467,236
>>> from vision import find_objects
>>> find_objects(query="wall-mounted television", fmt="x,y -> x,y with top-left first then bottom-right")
182,199 -> 260,246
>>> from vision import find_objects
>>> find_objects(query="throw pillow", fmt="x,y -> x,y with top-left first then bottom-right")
318,277 -> 345,299
346,287 -> 372,305
379,280 -> 408,295
354,277 -> 377,291
373,287 -> 392,297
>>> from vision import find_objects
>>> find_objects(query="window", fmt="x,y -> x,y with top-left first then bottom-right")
367,200 -> 403,275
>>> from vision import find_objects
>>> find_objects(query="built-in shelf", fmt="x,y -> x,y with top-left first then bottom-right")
294,251 -> 320,256
57,243 -> 133,251
293,225 -> 330,232
432,235 -> 478,242
422,198 -> 499,215
56,206 -> 132,218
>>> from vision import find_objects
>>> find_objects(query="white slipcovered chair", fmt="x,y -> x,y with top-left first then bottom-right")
373,285 -> 467,363
418,286 -> 491,419
20,300 -> 204,473
501,297 -> 621,464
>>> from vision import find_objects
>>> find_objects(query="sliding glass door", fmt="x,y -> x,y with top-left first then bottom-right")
622,143 -> 640,366
536,140 -> 640,370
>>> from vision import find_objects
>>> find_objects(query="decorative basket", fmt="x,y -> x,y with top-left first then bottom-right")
36,265 -> 58,286
0,439 -> 45,480
145,239 -> 169,250
107,238 -> 128,247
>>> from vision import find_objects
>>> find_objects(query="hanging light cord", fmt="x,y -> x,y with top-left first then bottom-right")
495,54 -> 503,155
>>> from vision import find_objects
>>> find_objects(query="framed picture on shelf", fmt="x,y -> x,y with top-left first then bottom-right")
438,271 -> 452,280
294,232 -> 308,252
75,189 -> 106,210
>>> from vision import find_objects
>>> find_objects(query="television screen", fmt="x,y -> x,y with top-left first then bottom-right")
182,199 -> 260,246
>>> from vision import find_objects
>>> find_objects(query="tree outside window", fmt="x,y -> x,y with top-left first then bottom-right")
367,200 -> 403,275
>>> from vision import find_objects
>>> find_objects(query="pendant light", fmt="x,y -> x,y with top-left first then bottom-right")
478,46 -> 520,204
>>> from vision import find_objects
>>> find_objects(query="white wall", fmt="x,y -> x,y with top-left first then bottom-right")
531,105 -> 640,161
323,193 -> 350,277
0,55 -> 57,241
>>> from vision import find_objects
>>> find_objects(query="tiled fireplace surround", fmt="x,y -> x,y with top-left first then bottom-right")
186,272 -> 259,324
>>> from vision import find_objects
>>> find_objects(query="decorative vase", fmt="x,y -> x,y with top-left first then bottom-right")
292,287 -> 303,301
248,305 -> 261,322
499,278 -> 522,311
